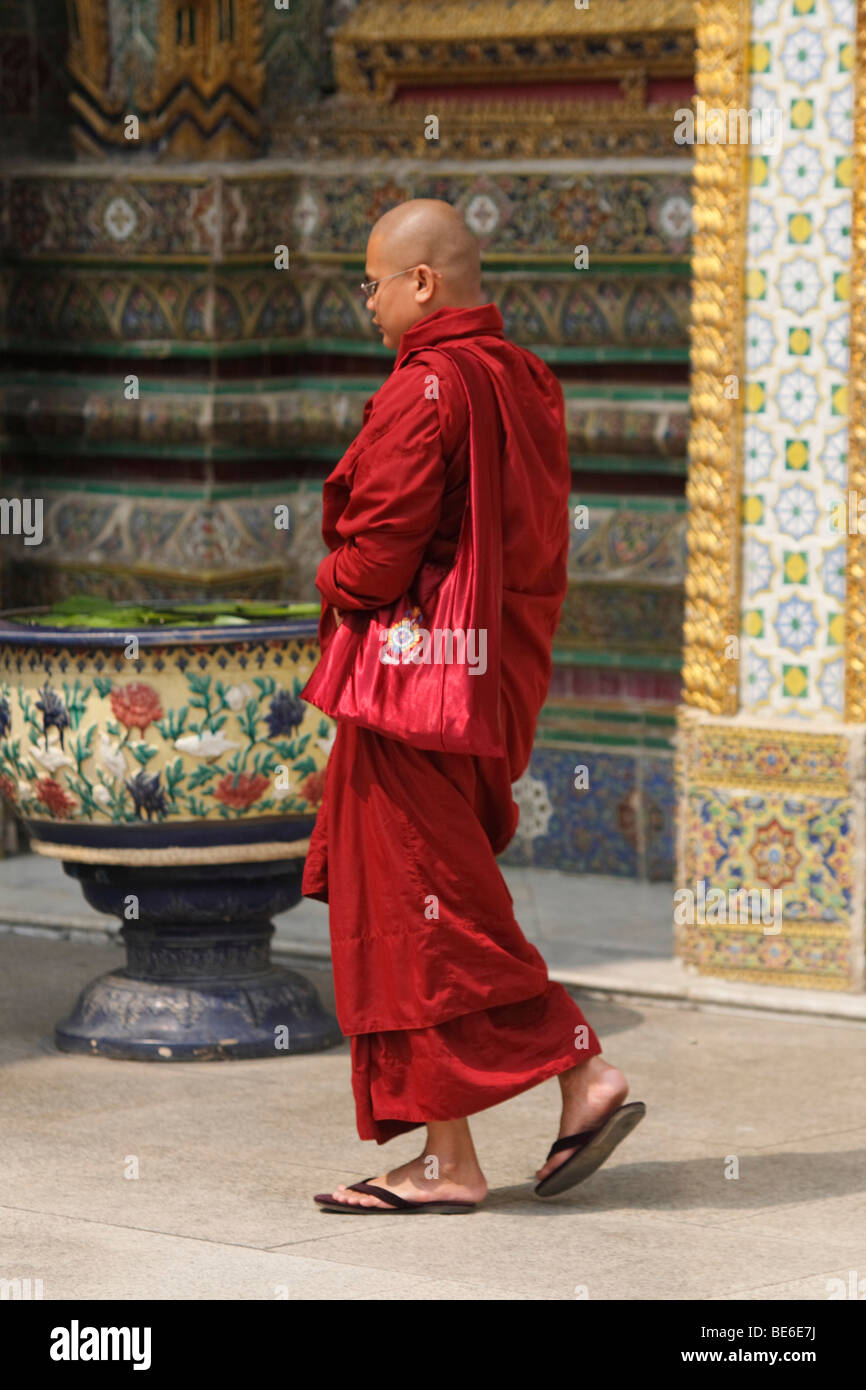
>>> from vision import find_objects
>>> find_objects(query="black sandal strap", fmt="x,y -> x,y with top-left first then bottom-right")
546,1128 -> 598,1161
347,1180 -> 414,1209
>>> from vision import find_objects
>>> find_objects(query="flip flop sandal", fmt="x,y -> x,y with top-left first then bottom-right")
534,1101 -> 646,1199
314,1178 -> 479,1214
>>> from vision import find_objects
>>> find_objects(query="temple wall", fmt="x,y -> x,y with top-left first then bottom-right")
676,0 -> 864,991
0,0 -> 698,880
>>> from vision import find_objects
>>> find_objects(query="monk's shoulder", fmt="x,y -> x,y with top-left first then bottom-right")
361,359 -> 440,437
398,349 -> 469,445
362,354 -> 467,450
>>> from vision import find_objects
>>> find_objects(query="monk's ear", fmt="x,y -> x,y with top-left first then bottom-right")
413,264 -> 437,304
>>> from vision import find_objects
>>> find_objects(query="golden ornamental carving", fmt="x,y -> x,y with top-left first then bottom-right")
272,96 -> 696,160
334,0 -> 695,99
846,0 -> 866,719
67,0 -> 264,160
338,0 -> 694,41
66,0 -> 112,101
681,0 -> 751,717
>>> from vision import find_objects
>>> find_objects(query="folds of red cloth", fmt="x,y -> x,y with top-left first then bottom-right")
302,721 -> 601,1141
351,982 -> 602,1145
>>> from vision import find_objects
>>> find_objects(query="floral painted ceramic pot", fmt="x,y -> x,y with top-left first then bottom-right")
0,605 -> 341,1061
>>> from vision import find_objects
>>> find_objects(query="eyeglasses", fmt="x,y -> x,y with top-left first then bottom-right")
360,266 -> 419,298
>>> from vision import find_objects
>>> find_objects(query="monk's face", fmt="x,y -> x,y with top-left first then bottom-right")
364,232 -> 436,350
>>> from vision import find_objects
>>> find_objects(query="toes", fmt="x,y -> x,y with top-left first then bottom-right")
327,1183 -> 390,1208
537,1152 -> 572,1181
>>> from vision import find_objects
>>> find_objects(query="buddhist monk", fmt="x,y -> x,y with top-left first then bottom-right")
302,199 -> 645,1212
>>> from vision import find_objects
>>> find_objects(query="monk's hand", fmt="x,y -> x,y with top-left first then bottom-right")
332,606 -> 343,627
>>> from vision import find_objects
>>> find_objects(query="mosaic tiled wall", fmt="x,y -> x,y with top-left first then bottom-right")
262,0 -> 359,111
0,473 -> 684,878
0,169 -> 693,364
0,170 -> 692,260
502,740 -> 676,881
0,1 -> 694,880
0,480 -> 686,635
0,377 -> 689,465
739,0 -> 854,717
676,707 -> 860,990
2,266 -> 690,356
500,495 -> 684,882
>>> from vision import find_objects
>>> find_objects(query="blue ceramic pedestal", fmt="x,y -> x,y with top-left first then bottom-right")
54,860 -> 343,1061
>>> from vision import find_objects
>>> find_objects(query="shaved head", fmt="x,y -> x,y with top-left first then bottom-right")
369,199 -> 481,296
364,199 -> 484,349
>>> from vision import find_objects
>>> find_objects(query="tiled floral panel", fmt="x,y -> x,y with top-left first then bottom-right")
739,0 -> 854,717
677,711 -> 857,988
0,483 -> 328,607
679,923 -> 851,987
0,170 -> 692,260
287,171 -> 693,259
499,745 -> 676,879
2,481 -> 685,599
556,583 -> 684,655
569,504 -> 686,582
564,394 -> 689,461
681,786 -> 853,988
683,785 -> 851,923
2,379 -> 688,462
1,480 -> 687,673
501,746 -> 639,877
644,753 -> 678,881
2,266 -> 689,354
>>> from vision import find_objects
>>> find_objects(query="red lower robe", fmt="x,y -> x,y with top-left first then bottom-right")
301,303 -> 601,1144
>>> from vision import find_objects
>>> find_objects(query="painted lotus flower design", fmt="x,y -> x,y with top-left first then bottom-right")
32,744 -> 75,773
0,659 -> 333,825
110,682 -> 164,736
99,732 -> 128,781
34,776 -> 77,818
174,731 -> 240,759
225,683 -> 254,711
213,772 -> 270,810
300,768 -> 327,807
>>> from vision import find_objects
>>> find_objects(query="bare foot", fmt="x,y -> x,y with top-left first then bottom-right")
325,1152 -> 488,1209
534,1056 -> 629,1183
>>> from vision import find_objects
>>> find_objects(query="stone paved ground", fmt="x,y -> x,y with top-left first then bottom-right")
1,929 -> 864,1301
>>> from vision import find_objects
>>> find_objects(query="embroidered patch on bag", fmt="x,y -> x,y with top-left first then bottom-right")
381,605 -> 423,663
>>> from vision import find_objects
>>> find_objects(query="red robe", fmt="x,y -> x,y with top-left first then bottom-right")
302,303 -> 601,1143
